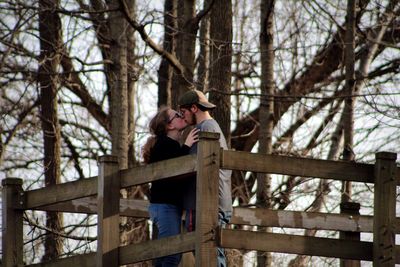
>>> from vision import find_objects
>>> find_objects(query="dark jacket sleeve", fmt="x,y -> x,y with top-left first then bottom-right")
149,136 -> 190,163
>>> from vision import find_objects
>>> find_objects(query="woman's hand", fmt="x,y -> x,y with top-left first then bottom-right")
184,128 -> 200,147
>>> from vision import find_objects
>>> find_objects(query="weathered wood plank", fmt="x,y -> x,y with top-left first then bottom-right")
195,132 -> 220,266
119,198 -> 149,218
26,252 -> 96,267
373,152 -> 397,266
231,207 -> 375,232
221,150 -> 374,183
24,236 -> 400,266
97,156 -> 120,267
34,197 -> 149,218
119,232 -> 196,265
24,176 -> 97,209
219,228 -> 372,261
2,178 -> 24,267
339,202 -> 361,267
24,155 -> 195,210
120,154 -> 196,187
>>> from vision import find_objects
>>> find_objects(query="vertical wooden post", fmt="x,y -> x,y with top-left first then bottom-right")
195,132 -> 220,267
340,202 -> 360,267
373,152 -> 397,267
2,178 -> 24,267
97,155 -> 120,267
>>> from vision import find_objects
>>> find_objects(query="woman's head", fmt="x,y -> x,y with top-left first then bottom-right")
142,106 -> 187,163
149,106 -> 187,136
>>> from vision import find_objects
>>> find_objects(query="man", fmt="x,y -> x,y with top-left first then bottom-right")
178,89 -> 232,267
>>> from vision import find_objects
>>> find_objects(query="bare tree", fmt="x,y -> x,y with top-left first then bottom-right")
38,0 -> 63,260
256,1 -> 275,266
171,0 -> 197,107
108,0 -> 129,169
196,0 -> 211,92
157,0 -> 177,107
340,2 -> 357,266
341,0 -> 357,203
208,0 -> 233,141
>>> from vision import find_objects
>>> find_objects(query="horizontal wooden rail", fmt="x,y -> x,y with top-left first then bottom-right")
24,177 -> 97,209
26,233 -> 195,266
30,203 -> 400,234
231,207 -> 372,232
23,155 -> 196,210
120,154 -> 196,187
219,228 -> 394,262
231,207 -> 400,233
34,196 -> 149,218
27,252 -> 96,267
119,232 -> 195,265
29,201 -> 400,233
221,150 -> 375,183
23,151 -> 398,211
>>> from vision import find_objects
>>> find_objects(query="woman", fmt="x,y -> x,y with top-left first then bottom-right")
142,106 -> 198,267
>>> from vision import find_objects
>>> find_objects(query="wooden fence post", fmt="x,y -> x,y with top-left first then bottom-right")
2,178 -> 24,267
373,152 -> 397,267
97,155 -> 120,267
340,202 -> 360,267
195,132 -> 220,267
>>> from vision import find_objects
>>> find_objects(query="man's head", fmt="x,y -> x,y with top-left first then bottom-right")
178,90 -> 216,125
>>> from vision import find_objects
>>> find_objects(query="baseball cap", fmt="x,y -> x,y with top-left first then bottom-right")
178,89 -> 216,109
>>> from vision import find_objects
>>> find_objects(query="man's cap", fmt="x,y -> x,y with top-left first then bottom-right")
178,89 -> 216,109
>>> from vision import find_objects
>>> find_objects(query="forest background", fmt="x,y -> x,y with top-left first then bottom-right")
0,0 -> 399,266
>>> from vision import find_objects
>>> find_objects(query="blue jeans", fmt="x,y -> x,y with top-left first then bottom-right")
185,209 -> 232,267
149,203 -> 182,267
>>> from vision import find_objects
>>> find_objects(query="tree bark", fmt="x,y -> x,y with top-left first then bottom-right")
38,0 -> 63,261
341,0 -> 356,204
256,1 -> 275,266
208,0 -> 233,142
171,0 -> 196,108
157,0 -> 177,107
196,0 -> 211,92
109,0 -> 129,169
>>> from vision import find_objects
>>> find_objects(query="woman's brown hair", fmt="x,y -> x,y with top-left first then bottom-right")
142,106 -> 170,163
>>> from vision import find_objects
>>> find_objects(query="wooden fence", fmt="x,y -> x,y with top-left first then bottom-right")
2,132 -> 399,266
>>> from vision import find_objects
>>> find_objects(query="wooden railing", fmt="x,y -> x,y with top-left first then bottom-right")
2,132 -> 399,266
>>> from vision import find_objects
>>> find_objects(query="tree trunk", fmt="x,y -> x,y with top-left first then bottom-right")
256,0 -> 275,266
116,3 -> 151,266
109,0 -> 129,169
196,0 -> 210,92
208,0 -> 233,143
340,2 -> 360,266
171,0 -> 196,108
157,0 -> 177,107
38,0 -> 63,261
341,0 -> 356,203
127,0 -> 138,168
